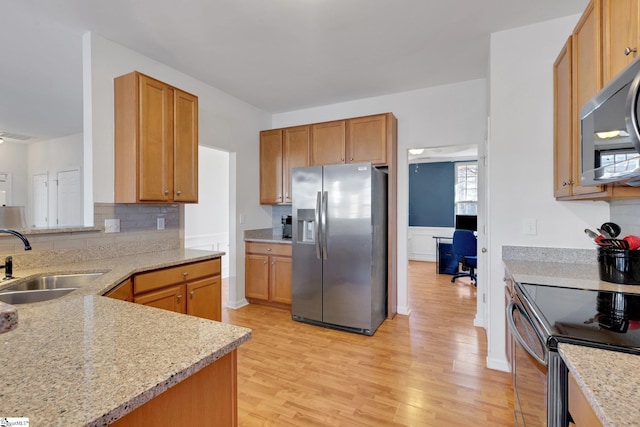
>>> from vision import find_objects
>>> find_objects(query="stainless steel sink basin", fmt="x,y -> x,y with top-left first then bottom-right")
0,272 -> 104,304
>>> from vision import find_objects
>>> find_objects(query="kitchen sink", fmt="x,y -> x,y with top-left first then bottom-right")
0,272 -> 105,304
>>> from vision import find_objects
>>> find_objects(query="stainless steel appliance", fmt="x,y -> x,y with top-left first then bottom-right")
581,55 -> 640,186
281,215 -> 292,239
291,163 -> 387,336
507,281 -> 640,426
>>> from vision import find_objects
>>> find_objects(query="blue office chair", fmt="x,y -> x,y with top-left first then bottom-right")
450,229 -> 477,286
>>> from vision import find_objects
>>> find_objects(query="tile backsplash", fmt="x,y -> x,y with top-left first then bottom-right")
3,203 -> 181,269
610,200 -> 640,237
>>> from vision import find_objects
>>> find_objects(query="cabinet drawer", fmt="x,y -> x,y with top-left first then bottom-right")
134,258 -> 221,294
246,242 -> 292,257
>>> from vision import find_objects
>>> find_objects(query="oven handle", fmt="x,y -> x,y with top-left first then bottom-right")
506,301 -> 548,366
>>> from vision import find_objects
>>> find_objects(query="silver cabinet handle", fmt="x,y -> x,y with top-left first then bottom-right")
176,190 -> 182,196
625,47 -> 637,56
315,191 -> 322,259
183,272 -> 188,278
267,248 -> 271,251
189,290 -> 195,298
177,294 -> 183,302
164,190 -> 170,195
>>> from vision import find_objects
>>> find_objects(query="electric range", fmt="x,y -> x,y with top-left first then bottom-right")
519,282 -> 640,354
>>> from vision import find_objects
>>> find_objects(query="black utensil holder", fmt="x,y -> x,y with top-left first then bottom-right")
598,246 -> 640,285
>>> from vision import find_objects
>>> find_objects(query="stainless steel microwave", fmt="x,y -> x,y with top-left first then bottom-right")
581,57 -> 640,186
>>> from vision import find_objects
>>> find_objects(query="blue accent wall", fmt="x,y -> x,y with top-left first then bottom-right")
409,162 -> 455,227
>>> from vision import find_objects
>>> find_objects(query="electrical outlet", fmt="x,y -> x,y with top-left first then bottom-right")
104,219 -> 120,233
239,213 -> 246,224
523,218 -> 537,235
157,217 -> 165,230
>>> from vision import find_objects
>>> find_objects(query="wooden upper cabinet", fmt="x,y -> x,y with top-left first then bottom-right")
173,89 -> 199,202
554,37 -> 573,199
346,114 -> 388,165
310,120 -> 346,165
570,0 -> 609,198
603,0 -> 640,84
260,129 -> 284,204
283,126 -> 310,203
114,71 -> 198,203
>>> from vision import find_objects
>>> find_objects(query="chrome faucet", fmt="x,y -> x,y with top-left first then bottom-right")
0,229 -> 32,251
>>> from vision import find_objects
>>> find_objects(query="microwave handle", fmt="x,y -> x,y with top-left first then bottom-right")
625,70 -> 640,153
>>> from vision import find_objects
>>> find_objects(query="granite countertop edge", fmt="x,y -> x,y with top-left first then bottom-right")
244,228 -> 291,244
91,332 -> 252,427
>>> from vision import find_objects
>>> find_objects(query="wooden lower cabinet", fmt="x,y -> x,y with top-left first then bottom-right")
116,258 -> 223,321
568,370 -> 602,427
110,350 -> 237,427
245,242 -> 292,308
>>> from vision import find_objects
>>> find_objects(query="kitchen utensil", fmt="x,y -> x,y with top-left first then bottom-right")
597,228 -> 613,239
584,228 -> 599,240
601,238 -> 630,249
601,222 -> 622,238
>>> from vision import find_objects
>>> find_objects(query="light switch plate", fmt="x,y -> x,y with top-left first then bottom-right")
105,219 -> 120,233
523,218 -> 537,235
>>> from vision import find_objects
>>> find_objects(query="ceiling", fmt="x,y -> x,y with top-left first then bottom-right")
1,0 -> 588,141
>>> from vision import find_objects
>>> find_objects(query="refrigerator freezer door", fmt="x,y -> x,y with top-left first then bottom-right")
292,166 -> 323,322
322,163 -> 374,330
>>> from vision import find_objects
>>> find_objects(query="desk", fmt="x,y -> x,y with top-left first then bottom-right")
433,236 -> 457,275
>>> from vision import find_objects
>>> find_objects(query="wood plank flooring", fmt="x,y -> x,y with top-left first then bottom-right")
223,261 -> 514,426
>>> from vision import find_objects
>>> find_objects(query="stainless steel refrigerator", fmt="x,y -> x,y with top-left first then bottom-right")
291,162 -> 387,336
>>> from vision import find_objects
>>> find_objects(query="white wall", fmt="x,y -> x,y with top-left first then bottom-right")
408,226 -> 454,261
487,15 -> 610,370
185,146 -> 230,278
273,79 -> 487,316
83,32 -> 272,308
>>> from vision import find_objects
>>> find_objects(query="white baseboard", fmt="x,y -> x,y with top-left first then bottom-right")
397,305 -> 411,316
408,254 -> 436,262
486,356 -> 510,373
473,314 -> 486,328
225,298 -> 249,310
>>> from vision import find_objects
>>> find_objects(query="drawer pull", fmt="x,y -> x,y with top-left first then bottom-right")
190,290 -> 195,298
183,272 -> 189,278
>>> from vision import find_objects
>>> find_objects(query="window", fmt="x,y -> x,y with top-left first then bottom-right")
455,162 -> 477,215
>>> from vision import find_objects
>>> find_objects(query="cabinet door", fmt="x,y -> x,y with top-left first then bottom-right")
283,126 -> 310,204
572,0 -> 609,198
260,129 -> 283,204
603,0 -> 639,84
138,74 -> 174,202
554,37 -> 573,198
346,115 -> 387,165
245,254 -> 270,300
187,277 -> 221,321
310,120 -> 346,165
105,278 -> 133,302
134,284 -> 186,314
173,89 -> 198,202
270,256 -> 292,304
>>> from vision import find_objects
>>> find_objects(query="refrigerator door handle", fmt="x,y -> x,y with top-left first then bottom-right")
315,191 -> 322,259
321,191 -> 328,260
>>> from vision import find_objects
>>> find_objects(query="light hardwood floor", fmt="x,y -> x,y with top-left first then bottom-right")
223,261 -> 514,426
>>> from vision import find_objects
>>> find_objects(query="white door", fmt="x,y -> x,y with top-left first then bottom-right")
57,169 -> 81,227
32,173 -> 48,228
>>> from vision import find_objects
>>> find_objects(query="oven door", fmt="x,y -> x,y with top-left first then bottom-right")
508,299 -> 548,426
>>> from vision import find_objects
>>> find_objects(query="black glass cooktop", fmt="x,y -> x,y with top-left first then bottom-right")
520,283 -> 640,354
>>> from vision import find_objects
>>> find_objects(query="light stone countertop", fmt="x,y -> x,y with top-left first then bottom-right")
559,343 -> 640,427
0,248 -> 252,426
244,228 -> 292,244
